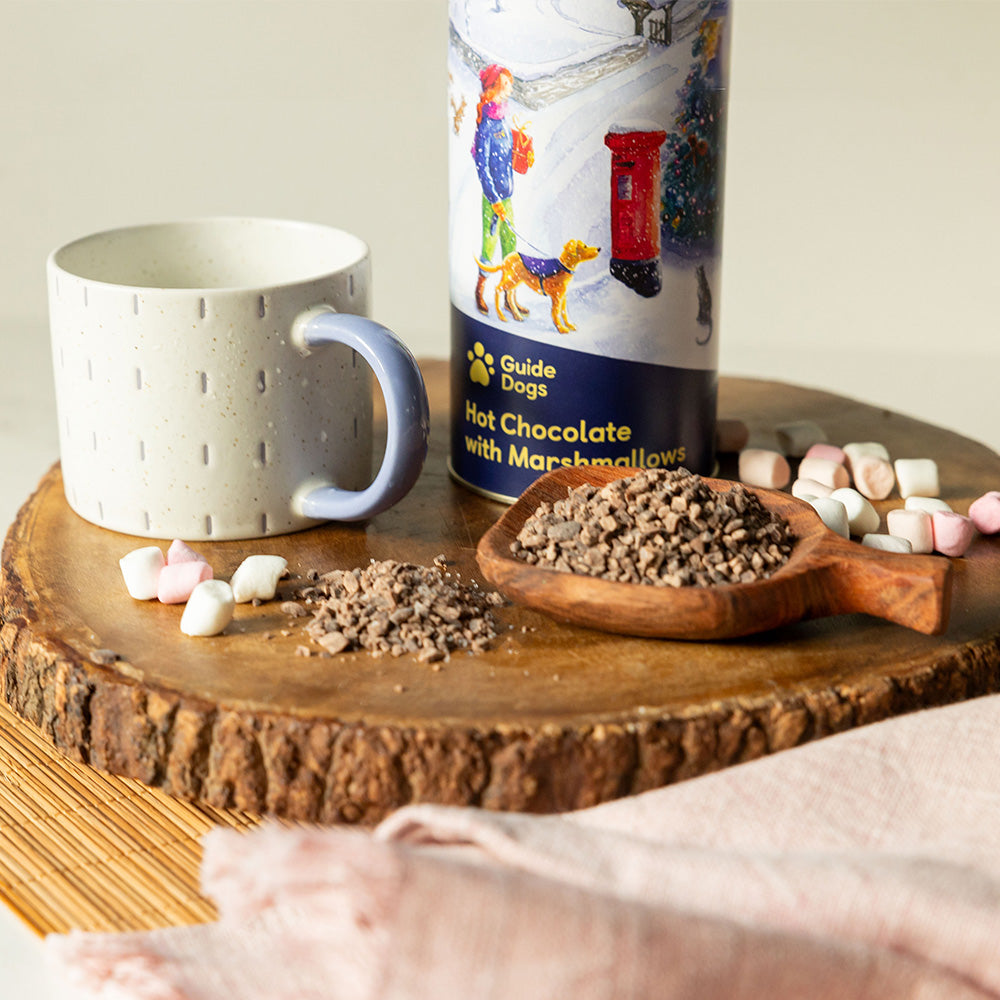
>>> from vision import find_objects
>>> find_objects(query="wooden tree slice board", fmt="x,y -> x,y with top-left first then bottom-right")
3,363 -> 1000,826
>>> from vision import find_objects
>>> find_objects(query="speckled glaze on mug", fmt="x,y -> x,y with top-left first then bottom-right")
47,218 -> 429,540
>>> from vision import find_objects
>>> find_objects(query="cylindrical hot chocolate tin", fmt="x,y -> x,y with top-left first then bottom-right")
448,0 -> 730,502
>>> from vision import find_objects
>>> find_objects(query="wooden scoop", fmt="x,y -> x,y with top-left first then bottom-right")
476,466 -> 953,640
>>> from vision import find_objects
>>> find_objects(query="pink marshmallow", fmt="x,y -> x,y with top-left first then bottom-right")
851,455 -> 895,501
167,539 -> 208,565
886,508 -> 934,554
157,560 -> 213,604
969,491 -> 1000,535
932,511 -> 975,557
796,456 -> 850,490
803,443 -> 847,466
738,448 -> 790,489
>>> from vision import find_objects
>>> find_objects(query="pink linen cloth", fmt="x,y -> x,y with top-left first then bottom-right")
45,692 -> 1000,999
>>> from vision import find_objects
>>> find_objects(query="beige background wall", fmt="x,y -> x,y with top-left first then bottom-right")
2,0 -> 998,475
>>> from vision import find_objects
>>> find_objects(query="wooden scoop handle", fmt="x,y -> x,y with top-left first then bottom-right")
811,537 -> 953,635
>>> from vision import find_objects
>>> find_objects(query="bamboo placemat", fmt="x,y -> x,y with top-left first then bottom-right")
0,700 -> 260,936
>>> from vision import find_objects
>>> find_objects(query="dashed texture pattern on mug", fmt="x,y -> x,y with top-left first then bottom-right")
49,259 -> 371,540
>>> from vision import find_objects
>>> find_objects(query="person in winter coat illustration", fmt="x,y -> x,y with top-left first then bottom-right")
473,64 -> 520,316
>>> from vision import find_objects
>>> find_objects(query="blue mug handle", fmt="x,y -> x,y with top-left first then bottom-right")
291,307 -> 429,521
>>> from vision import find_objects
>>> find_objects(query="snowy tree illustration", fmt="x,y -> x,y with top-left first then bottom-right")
660,5 -> 727,254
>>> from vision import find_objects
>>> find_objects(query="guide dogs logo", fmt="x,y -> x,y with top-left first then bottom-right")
468,341 -> 495,386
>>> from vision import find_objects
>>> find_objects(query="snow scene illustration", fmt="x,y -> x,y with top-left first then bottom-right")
449,0 -> 728,371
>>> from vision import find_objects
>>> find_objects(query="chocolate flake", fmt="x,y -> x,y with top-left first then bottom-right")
511,469 -> 794,588
290,558 -> 503,661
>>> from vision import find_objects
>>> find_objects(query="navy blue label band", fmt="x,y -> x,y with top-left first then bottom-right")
450,308 -> 716,500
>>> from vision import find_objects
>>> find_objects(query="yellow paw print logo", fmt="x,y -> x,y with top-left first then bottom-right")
468,341 -> 495,387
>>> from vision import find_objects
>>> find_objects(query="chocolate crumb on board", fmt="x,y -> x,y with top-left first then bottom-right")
510,468 -> 795,587
290,556 -> 504,662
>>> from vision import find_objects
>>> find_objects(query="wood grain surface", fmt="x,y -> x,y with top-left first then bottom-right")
3,363 -> 1000,824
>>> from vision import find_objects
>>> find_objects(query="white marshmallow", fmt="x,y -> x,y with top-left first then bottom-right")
807,496 -> 850,539
904,496 -> 951,514
738,448 -> 791,489
775,420 -> 827,458
119,546 -> 165,601
851,455 -> 895,501
894,458 -> 940,499
886,508 -> 934,554
843,441 -> 890,472
180,580 -> 235,637
830,487 -> 880,537
797,456 -> 850,490
862,533 -> 913,554
230,554 -> 289,604
791,477 -> 833,501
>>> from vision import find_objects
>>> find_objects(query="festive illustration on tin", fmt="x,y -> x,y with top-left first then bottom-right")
479,236 -> 602,334
471,63 -> 520,318
450,0 -> 727,353
468,60 -> 602,335
660,10 -> 727,254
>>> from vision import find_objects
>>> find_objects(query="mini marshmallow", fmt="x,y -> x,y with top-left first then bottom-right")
807,496 -> 850,539
969,491 -> 1000,535
886,508 -> 933,554
167,539 -> 208,565
851,455 -> 895,501
797,456 -> 850,490
843,441 -> 890,473
862,533 -> 913,554
180,580 -> 235,637
119,546 -> 165,601
158,559 -> 213,604
230,555 -> 289,604
905,496 -> 952,514
738,448 -> 791,489
716,418 -> 749,453
803,443 -> 847,466
932,511 -> 975,557
829,487 -> 880,537
894,458 -> 940,499
775,420 -> 827,458
791,477 -> 833,500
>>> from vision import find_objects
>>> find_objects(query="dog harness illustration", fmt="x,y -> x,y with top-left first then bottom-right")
518,254 -> 570,281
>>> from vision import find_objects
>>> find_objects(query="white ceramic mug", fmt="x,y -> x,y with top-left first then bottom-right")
47,218 -> 429,540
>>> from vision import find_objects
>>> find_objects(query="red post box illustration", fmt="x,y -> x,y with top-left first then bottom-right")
604,123 -> 667,298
